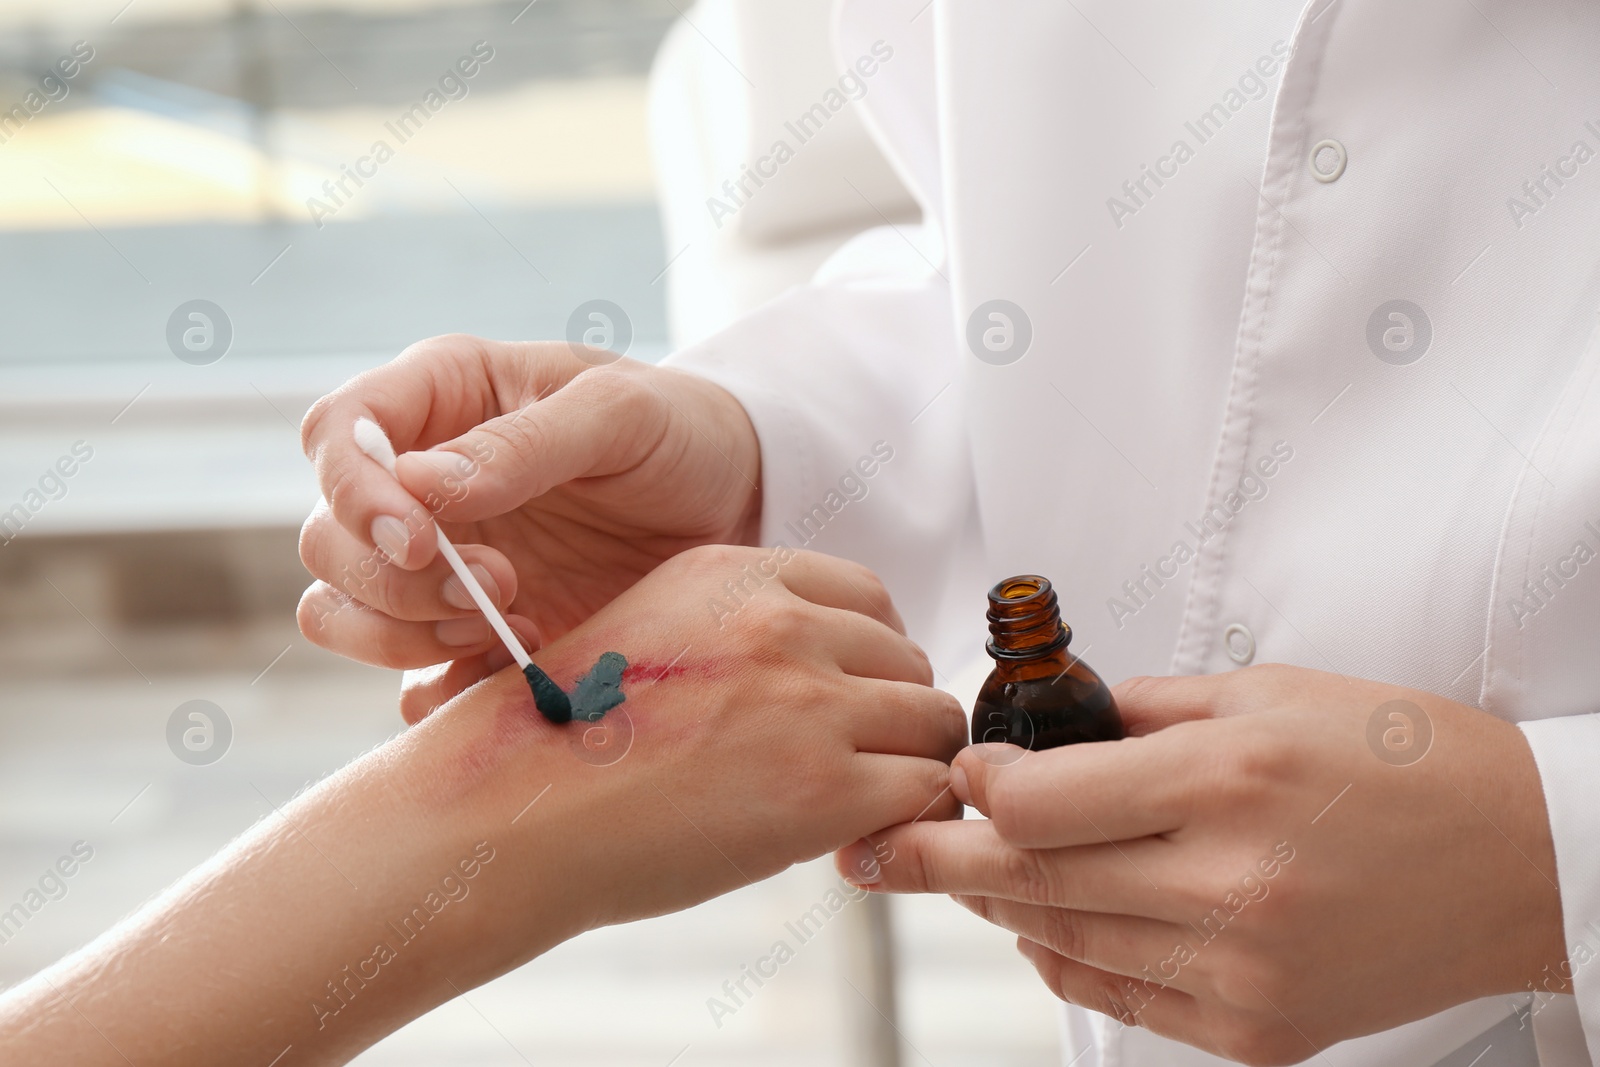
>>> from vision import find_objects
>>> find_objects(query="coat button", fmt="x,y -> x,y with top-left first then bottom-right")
1310,139 -> 1347,182
1224,623 -> 1256,665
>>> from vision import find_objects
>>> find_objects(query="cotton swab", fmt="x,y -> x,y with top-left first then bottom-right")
352,418 -> 534,674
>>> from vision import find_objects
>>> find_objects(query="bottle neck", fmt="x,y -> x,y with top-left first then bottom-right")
985,575 -> 1071,662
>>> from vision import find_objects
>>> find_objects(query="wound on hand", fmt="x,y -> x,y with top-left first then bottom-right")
524,652 -> 629,725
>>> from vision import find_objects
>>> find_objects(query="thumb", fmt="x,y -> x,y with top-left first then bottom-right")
953,674 -> 1226,814
395,366 -> 665,522
950,743 -> 1025,818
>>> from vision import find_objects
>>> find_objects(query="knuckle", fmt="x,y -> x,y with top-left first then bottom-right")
1188,726 -> 1269,806
679,542 -> 748,575
751,597 -> 808,652
1210,732 -> 1293,801
735,568 -> 796,619
1082,973 -> 1144,1027
1207,950 -> 1288,1013
297,510 -> 328,577
1043,907 -> 1090,961
908,758 -> 951,812
477,419 -> 539,475
296,584 -> 340,646
1176,864 -> 1240,916
369,622 -> 413,670
901,640 -> 935,685
1214,1016 -> 1304,1067
322,455 -> 363,523
936,690 -> 968,747
1221,663 -> 1294,707
961,894 -> 997,924
568,362 -> 654,421
1112,673 -> 1166,706
299,391 -> 338,456
1240,662 -> 1291,685
997,847 -> 1055,905
575,361 -> 641,396
846,564 -> 892,612
896,835 -> 938,894
399,332 -> 478,363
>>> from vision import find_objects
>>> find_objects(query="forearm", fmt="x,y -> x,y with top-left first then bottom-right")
0,672 -> 592,1065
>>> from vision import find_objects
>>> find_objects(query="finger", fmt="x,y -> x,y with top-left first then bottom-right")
400,653 -> 503,726
848,679 -> 966,763
775,551 -> 907,635
806,604 -> 931,684
299,583 -> 495,668
952,896 -> 1202,994
310,447 -> 439,574
393,360 -> 669,523
300,336 -> 576,571
835,819 -> 1178,918
301,505 -> 519,622
1016,937 -> 1203,1041
952,728 -> 1201,847
839,755 -> 960,852
1110,674 -> 1228,735
298,581 -> 536,669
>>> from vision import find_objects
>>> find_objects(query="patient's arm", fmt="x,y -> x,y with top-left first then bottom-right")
0,701 -> 575,1066
0,546 -> 963,1065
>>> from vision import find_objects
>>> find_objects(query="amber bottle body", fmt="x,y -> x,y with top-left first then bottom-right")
970,575 -> 1124,750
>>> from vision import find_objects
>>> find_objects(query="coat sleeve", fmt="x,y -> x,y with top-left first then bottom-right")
1518,714 -> 1600,1060
663,227 -> 985,668
663,0 -> 988,669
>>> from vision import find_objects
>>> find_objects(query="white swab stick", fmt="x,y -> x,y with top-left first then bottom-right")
353,417 -> 533,671
431,529 -> 531,669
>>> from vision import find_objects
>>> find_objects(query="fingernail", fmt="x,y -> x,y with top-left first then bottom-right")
371,515 -> 410,566
443,565 -> 499,611
951,763 -> 970,805
840,840 -> 882,885
436,617 -> 490,647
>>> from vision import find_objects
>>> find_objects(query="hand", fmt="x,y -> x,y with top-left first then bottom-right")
435,542 -> 962,935
295,336 -> 762,719
0,546 -> 962,1066
835,664 -> 1567,1065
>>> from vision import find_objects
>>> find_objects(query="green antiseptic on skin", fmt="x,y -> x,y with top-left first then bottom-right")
524,652 -> 628,724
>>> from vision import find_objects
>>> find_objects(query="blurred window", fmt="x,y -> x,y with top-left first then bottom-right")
0,0 -> 675,532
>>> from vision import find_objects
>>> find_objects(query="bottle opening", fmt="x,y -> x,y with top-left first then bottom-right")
997,577 -> 1044,600
985,574 -> 1070,660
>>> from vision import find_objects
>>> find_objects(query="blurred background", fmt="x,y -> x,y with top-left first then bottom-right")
0,0 -> 1059,1063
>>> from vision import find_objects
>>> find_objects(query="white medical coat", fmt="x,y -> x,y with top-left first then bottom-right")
667,1 -> 1600,1063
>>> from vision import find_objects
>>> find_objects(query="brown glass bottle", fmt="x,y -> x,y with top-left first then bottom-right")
970,575 -> 1124,750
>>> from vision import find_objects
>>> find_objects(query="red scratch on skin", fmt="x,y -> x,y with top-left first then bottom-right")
622,660 -> 696,686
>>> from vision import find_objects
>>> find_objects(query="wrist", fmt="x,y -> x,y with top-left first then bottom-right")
1457,714 -> 1570,997
383,669 -> 609,982
659,366 -> 764,544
